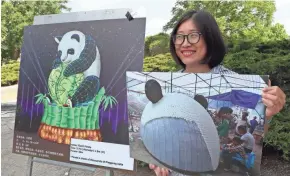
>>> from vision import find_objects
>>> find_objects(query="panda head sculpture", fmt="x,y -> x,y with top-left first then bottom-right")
140,79 -> 220,174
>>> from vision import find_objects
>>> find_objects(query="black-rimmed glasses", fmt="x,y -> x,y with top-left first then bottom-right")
172,32 -> 202,45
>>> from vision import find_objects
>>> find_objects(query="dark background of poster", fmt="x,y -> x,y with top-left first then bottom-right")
14,18 -> 146,146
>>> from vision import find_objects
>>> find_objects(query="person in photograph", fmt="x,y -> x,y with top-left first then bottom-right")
238,125 -> 255,153
235,111 -> 250,136
194,94 -> 208,109
220,136 -> 247,171
216,107 -> 233,144
210,110 -> 219,125
250,116 -> 259,134
149,9 -> 287,176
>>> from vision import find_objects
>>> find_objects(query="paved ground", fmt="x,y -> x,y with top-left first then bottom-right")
1,85 -> 18,103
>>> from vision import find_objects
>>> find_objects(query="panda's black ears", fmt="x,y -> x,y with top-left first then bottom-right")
54,36 -> 62,44
194,94 -> 208,109
71,34 -> 80,42
145,79 -> 163,104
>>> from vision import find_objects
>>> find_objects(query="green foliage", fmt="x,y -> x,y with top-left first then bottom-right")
137,160 -> 149,168
224,39 -> 290,79
35,93 -> 48,104
143,53 -> 181,72
164,0 -> 288,43
1,0 -> 70,62
101,95 -> 118,111
145,33 -> 170,57
93,87 -> 118,111
264,111 -> 290,160
1,60 -> 20,86
48,63 -> 84,106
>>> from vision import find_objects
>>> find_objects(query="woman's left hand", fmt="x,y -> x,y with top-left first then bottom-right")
262,80 -> 286,118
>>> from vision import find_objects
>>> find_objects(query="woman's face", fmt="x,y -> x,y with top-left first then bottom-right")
174,19 -> 207,67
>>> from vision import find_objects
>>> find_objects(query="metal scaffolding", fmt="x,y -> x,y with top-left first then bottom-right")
126,72 -> 268,120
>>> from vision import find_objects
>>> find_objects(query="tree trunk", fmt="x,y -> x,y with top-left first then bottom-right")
13,48 -> 20,60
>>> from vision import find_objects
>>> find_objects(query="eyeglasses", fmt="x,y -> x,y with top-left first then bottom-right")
172,32 -> 202,45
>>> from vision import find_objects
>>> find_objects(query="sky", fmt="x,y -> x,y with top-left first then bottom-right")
65,0 -> 290,37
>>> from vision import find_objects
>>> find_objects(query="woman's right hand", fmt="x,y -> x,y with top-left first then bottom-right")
149,164 -> 170,176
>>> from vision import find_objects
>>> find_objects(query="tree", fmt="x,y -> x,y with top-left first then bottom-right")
163,0 -> 288,43
144,33 -> 170,57
143,53 -> 181,72
1,0 -> 70,63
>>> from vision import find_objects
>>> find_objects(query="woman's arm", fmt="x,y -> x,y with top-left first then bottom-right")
149,164 -> 170,176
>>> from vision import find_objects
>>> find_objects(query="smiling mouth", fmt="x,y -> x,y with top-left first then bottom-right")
181,51 -> 196,57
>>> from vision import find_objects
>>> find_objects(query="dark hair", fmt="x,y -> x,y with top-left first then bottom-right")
194,94 -> 208,109
243,111 -> 249,116
218,107 -> 233,115
242,112 -> 249,120
238,125 -> 247,133
169,10 -> 226,69
232,136 -> 243,144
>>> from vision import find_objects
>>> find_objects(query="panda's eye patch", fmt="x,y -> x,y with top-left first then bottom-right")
67,48 -> 75,55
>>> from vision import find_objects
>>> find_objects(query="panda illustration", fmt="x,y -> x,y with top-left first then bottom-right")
140,79 -> 220,174
53,30 -> 101,107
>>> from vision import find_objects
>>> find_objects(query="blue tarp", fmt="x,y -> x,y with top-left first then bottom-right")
207,90 -> 261,109
208,100 -> 233,109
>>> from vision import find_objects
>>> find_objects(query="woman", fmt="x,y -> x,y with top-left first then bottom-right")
149,9 -> 286,176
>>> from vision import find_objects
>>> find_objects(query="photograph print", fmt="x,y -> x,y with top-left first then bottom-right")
126,71 -> 268,175
12,17 -> 146,171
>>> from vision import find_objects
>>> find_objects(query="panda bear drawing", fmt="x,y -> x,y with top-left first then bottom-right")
140,79 -> 220,174
52,30 -> 101,107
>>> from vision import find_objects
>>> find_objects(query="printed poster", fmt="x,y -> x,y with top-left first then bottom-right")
12,17 -> 146,171
127,72 -> 268,175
